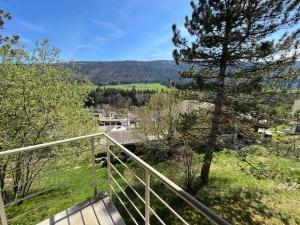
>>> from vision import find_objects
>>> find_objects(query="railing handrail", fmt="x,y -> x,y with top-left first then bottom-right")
103,133 -> 230,225
1,132 -> 230,225
0,133 -> 103,156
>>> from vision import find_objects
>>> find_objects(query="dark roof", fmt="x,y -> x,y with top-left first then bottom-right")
100,118 -> 122,122
92,109 -> 106,113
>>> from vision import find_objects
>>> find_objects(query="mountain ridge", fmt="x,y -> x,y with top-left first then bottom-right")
72,60 -> 300,86
72,60 -> 188,86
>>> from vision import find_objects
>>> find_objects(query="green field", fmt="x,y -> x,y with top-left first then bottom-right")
100,83 -> 168,91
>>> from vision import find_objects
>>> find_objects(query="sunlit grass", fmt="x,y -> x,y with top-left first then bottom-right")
100,83 -> 168,91
5,162 -> 110,225
5,148 -> 300,225
115,150 -> 300,225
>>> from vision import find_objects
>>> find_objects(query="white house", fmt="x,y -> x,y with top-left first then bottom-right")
291,99 -> 300,134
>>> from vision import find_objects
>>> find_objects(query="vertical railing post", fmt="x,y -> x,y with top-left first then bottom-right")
107,143 -> 112,197
145,170 -> 150,225
0,190 -> 8,225
91,137 -> 97,195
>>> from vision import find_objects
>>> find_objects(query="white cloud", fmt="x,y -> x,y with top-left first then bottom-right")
20,37 -> 33,45
91,20 -> 124,39
16,19 -> 46,32
95,36 -> 108,42
123,32 -> 173,60
75,43 -> 96,49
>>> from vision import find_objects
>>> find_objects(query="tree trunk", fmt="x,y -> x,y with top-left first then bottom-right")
200,52 -> 227,186
13,156 -> 22,201
200,88 -> 224,185
0,163 -> 8,204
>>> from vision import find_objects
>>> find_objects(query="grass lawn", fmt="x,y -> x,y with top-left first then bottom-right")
197,151 -> 300,225
100,83 -> 168,91
112,150 -> 300,225
6,163 -> 110,225
5,147 -> 300,225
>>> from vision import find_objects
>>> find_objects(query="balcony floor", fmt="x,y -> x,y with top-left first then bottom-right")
37,192 -> 126,225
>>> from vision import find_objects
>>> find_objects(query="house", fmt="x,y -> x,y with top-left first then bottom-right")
109,111 -> 118,118
91,108 -> 106,117
99,118 -> 122,126
290,99 -> 300,134
292,99 -> 300,115
121,112 -> 137,126
99,113 -> 135,127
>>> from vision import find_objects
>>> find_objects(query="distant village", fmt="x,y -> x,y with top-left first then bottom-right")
91,98 -> 300,149
91,108 -> 138,147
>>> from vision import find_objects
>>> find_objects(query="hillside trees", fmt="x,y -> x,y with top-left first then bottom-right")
88,87 -> 154,108
172,0 -> 300,186
0,40 -> 97,202
137,92 -> 179,149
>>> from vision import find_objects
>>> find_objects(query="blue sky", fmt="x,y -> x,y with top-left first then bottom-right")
2,0 -> 191,61
2,1 -> 299,61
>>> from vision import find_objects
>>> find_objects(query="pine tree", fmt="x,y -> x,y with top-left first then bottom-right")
172,0 -> 300,186
0,9 -> 18,46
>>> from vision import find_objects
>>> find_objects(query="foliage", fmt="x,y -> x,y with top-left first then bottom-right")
0,9 -> 18,46
172,0 -> 300,186
137,92 -> 212,190
87,87 -> 156,109
172,146 -> 199,192
0,40 -> 97,203
136,92 -> 179,148
267,138 -> 300,161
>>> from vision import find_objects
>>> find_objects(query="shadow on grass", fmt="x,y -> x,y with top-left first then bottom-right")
113,176 -> 294,225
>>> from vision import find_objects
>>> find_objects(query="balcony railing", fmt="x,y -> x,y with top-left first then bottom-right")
0,133 -> 231,225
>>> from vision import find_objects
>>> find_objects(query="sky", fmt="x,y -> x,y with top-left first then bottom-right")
2,0 -> 191,61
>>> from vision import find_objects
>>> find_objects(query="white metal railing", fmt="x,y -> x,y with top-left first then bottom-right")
0,133 -> 101,225
103,133 -> 231,225
0,133 -> 231,225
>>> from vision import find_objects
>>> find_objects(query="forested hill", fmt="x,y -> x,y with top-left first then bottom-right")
72,60 -> 300,87
72,60 -> 189,86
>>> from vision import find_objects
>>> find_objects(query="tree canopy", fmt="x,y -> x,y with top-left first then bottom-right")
0,39 -> 97,201
172,0 -> 300,186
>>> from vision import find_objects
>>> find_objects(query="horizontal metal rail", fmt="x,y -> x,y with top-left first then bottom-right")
4,158 -> 91,187
110,184 -> 139,225
109,162 -> 145,203
109,150 -> 189,225
0,133 -> 103,156
108,149 -> 145,185
8,181 -> 94,222
104,133 -> 230,225
109,160 -> 166,225
0,132 -> 231,225
4,188 -> 55,208
108,149 -> 168,224
109,173 -> 145,220
0,133 -> 103,225
149,186 -> 189,225
4,148 -> 92,175
4,165 -> 95,207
